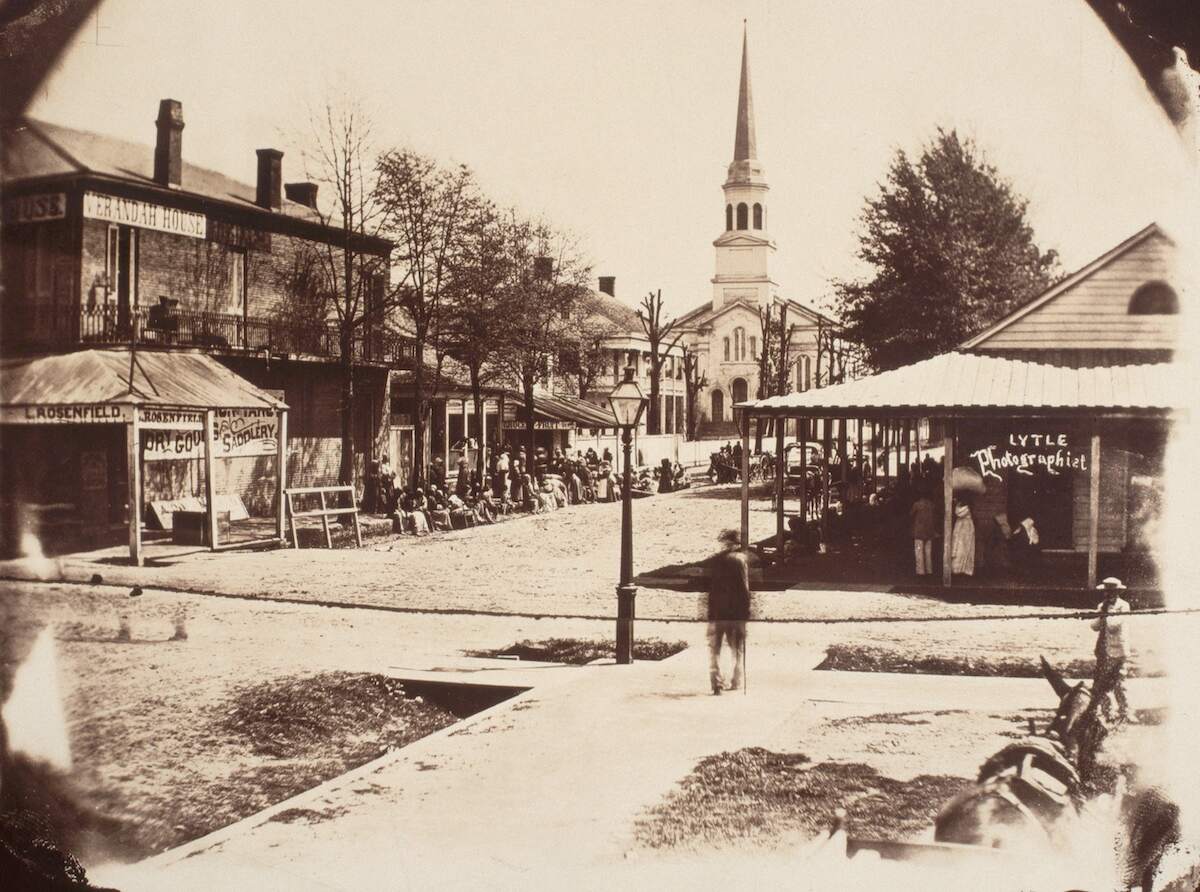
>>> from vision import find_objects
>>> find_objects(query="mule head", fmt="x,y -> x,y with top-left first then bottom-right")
1039,655 -> 1118,779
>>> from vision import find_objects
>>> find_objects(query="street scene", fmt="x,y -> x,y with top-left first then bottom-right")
1,2 -> 1199,890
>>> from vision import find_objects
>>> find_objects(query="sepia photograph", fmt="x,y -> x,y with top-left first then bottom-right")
1,1 -> 1198,889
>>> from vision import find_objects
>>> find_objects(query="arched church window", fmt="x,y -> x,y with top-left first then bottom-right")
1128,281 -> 1178,315
749,336 -> 757,360
723,337 -> 730,362
731,378 -> 748,404
732,327 -> 745,361
753,203 -> 763,229
725,204 -> 733,231
736,203 -> 748,230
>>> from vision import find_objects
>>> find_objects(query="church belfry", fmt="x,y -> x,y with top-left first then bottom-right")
712,23 -> 776,310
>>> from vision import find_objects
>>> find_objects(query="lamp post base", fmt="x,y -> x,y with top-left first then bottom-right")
615,583 -> 637,664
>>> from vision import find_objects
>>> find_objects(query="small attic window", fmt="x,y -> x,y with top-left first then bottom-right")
1128,281 -> 1178,315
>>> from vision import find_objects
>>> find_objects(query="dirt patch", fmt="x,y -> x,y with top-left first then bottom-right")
815,644 -> 1158,679
634,747 -> 970,850
75,672 -> 456,859
270,805 -> 350,825
467,637 -> 687,664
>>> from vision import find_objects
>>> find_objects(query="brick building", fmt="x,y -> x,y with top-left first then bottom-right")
0,101 -> 413,555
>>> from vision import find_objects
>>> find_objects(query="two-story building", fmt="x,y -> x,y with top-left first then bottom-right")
0,101 -> 414,558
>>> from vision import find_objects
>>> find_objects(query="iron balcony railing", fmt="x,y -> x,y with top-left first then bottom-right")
2,303 -> 418,367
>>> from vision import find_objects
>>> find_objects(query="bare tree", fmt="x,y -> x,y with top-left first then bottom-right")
636,289 -> 682,436
681,348 -> 708,441
376,149 -> 478,488
497,220 -> 591,471
300,99 -> 390,489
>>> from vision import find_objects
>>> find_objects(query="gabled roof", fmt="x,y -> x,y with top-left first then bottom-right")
741,351 -> 1180,416
0,349 -> 287,412
578,289 -> 641,332
960,223 -> 1168,350
673,295 -> 836,331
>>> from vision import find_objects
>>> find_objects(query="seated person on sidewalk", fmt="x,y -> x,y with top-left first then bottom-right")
519,474 -> 540,513
426,487 -> 453,531
447,492 -> 476,528
400,487 -> 431,536
471,484 -> 498,524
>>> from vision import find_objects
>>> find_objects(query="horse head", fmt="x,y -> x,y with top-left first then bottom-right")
1040,656 -> 1118,776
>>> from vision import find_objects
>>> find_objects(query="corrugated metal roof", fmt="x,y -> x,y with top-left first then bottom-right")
528,392 -> 616,427
1,349 -> 287,411
740,352 -> 1181,415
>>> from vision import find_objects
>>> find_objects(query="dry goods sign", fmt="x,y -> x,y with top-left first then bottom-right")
969,433 -> 1089,481
142,409 -> 278,461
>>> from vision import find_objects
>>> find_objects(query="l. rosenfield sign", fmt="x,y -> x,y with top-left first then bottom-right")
83,191 -> 206,239
970,433 -> 1089,481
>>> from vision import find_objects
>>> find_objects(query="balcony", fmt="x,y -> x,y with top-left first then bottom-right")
2,303 -> 418,368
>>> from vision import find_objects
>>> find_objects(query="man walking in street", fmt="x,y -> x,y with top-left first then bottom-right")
707,529 -> 751,694
1092,576 -> 1133,723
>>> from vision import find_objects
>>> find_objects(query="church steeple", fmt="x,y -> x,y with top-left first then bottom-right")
712,22 -> 775,311
733,23 -> 757,162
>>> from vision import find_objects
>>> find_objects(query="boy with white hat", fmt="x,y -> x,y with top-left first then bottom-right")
1091,577 -> 1133,723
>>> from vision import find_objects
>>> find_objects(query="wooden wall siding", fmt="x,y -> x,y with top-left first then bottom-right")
976,234 -> 1178,351
1071,437 -> 1128,553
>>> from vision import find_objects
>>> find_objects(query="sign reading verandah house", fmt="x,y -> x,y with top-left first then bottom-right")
83,191 -> 206,239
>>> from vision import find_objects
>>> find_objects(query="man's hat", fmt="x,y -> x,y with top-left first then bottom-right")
1097,576 -> 1126,590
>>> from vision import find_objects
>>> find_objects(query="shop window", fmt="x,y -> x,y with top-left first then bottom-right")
1128,281 -> 1178,315
736,203 -> 748,230
753,203 -> 763,229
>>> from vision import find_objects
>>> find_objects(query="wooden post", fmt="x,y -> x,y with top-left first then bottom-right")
798,417 -> 808,523
821,418 -> 832,547
497,392 -> 506,451
1087,432 -> 1101,589
942,424 -> 954,587
126,409 -> 143,566
276,409 -> 288,541
740,410 -> 750,552
203,409 -> 219,551
287,491 -> 299,549
882,420 -> 890,484
775,414 -> 785,560
856,418 -> 863,486
904,419 -> 912,472
318,490 -> 333,548
443,401 -> 450,469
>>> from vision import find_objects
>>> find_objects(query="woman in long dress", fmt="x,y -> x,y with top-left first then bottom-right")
951,501 -> 976,576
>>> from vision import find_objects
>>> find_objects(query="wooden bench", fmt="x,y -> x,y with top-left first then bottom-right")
285,485 -> 362,549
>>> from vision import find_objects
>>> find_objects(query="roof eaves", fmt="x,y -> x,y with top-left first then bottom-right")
960,222 -> 1162,349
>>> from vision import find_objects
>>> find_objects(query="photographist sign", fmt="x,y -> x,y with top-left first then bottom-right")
970,432 -> 1089,481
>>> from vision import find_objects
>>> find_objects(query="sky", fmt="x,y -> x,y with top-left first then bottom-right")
27,0 -> 1196,318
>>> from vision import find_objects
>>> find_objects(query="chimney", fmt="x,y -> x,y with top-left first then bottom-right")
153,99 -> 184,188
255,148 -> 283,211
284,181 -> 319,209
533,256 -> 554,281
598,276 -> 615,296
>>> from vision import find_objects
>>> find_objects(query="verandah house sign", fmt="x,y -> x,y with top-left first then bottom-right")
83,191 -> 206,239
970,433 -> 1089,481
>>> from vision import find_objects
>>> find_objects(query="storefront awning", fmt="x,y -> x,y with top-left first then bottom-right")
738,351 -> 1182,417
1,348 -> 287,423
519,392 -> 616,428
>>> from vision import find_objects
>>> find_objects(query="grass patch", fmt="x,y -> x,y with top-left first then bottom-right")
634,747 -> 969,849
76,672 -> 456,859
815,644 -> 1157,679
467,637 -> 687,665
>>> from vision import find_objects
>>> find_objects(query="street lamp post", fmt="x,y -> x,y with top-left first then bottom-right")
608,367 -> 647,665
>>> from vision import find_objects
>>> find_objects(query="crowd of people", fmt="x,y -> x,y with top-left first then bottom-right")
364,444 -> 691,537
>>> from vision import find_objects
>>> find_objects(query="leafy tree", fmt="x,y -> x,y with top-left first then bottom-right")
442,200 -> 513,482
636,290 -> 682,436
496,220 -> 591,470
376,149 -> 478,487
557,293 -> 620,401
834,128 -> 1059,370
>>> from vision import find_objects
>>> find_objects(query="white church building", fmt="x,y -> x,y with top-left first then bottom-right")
586,27 -> 851,439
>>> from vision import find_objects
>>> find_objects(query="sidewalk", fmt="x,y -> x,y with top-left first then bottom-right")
88,623 -> 1167,891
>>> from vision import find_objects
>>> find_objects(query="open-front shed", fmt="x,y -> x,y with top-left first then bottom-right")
734,351 -> 1183,589
1,348 -> 288,565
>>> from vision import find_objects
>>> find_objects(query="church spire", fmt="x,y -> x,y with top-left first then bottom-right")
733,21 -> 757,162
